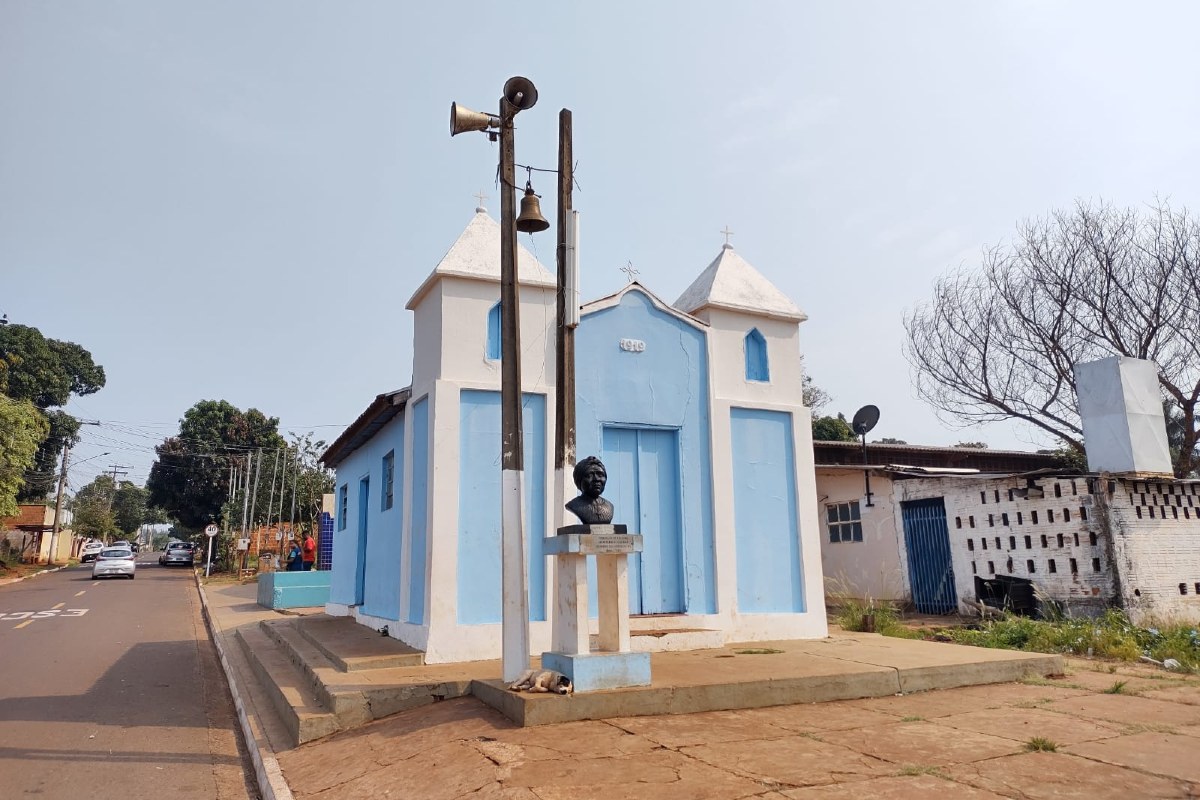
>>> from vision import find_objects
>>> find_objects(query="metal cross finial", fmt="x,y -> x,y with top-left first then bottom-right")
474,190 -> 488,209
721,225 -> 735,246
620,261 -> 640,283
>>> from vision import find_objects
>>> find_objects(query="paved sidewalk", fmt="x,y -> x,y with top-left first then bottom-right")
198,578 -> 1200,799
275,660 -> 1200,799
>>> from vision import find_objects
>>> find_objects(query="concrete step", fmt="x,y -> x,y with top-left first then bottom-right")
260,618 -> 472,725
293,615 -> 425,671
235,626 -> 341,747
591,626 -> 725,653
259,619 -> 372,726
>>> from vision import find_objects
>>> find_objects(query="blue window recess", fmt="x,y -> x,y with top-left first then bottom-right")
337,484 -> 348,530
382,450 -> 395,511
744,328 -> 769,382
486,301 -> 502,360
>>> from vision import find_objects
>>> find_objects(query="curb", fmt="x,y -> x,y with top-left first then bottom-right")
0,563 -> 71,587
194,571 -> 295,800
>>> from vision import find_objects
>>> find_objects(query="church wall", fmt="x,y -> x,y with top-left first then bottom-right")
575,289 -> 717,615
730,408 -> 804,612
703,310 -> 804,403
327,412 -> 406,614
456,390 -> 548,624
700,307 -> 827,639
419,276 -> 556,388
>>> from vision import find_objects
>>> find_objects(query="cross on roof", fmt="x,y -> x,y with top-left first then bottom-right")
721,225 -> 735,246
620,261 -> 640,283
474,190 -> 488,209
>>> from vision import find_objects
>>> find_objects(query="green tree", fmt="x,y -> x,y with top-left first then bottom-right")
0,323 -> 105,500
0,396 -> 51,517
812,413 -> 857,442
112,482 -> 152,535
905,199 -> 1200,476
71,474 -> 118,541
876,437 -> 909,445
147,400 -> 285,530
953,441 -> 989,449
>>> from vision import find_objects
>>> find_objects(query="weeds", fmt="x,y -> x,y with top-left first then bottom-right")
1024,737 -> 1058,752
1103,680 -> 1130,695
901,715 -> 924,722
921,609 -> 1199,672
833,597 -> 919,638
898,764 -> 943,777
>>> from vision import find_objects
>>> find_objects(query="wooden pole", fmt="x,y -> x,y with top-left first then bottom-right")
499,95 -> 530,682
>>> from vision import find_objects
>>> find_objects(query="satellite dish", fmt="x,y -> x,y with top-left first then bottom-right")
851,405 -> 880,437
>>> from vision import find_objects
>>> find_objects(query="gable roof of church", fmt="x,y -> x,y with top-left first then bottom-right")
583,281 -> 708,330
405,208 -> 556,310
674,244 -> 807,322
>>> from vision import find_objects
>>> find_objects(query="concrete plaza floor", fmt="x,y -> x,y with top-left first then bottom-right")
199,578 -> 1200,799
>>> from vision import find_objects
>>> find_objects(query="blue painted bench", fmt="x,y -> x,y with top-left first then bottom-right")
257,570 -> 332,609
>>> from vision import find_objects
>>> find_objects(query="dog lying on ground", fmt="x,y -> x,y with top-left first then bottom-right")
508,669 -> 574,695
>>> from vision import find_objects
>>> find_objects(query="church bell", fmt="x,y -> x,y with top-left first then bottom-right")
515,181 -> 550,233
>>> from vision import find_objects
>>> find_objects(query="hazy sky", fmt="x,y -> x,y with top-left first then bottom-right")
4,1 -> 1199,492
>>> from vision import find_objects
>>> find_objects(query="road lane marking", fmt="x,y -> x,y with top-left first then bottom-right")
91,582 -> 100,586
0,609 -> 89,620
14,620 -> 33,629
74,591 -> 85,597
52,602 -> 64,609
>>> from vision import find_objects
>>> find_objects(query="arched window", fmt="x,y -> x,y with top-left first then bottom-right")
744,328 -> 769,382
486,301 -> 501,360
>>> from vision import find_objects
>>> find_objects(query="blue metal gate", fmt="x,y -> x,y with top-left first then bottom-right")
900,498 -> 957,614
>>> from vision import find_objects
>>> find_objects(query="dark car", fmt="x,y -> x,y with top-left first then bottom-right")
158,542 -> 195,567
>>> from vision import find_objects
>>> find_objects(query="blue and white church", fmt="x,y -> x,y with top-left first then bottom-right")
321,206 -> 828,663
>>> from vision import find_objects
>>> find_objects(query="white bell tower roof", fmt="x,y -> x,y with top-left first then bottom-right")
406,207 -> 555,310
674,243 -> 806,322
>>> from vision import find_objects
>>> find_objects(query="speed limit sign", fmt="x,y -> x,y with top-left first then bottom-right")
205,524 -> 219,538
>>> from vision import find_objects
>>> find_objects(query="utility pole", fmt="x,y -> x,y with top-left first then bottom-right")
47,445 -> 70,566
498,90 -> 530,683
247,448 -> 262,567
239,451 -> 252,570
551,108 -> 579,654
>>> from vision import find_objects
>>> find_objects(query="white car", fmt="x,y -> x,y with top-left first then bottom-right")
80,541 -> 105,563
92,548 -> 136,580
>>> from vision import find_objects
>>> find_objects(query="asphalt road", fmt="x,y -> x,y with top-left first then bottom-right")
0,555 -> 256,799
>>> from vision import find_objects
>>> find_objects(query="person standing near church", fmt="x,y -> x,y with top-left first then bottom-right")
302,531 -> 317,571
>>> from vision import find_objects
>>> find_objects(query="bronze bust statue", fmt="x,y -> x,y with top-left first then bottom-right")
565,456 -> 614,525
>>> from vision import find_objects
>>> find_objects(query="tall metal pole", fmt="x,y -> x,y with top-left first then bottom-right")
47,445 -> 70,565
248,448 -> 263,557
499,94 -> 529,683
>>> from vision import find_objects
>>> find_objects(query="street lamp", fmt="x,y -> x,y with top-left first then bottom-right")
450,76 -> 543,683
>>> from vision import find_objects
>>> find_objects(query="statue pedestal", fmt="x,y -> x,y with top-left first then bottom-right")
542,527 -> 651,692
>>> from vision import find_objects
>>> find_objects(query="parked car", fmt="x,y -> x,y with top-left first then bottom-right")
92,548 -> 136,579
159,542 -> 195,567
80,541 -> 105,563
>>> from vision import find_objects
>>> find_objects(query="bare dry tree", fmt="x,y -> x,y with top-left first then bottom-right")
904,199 -> 1200,476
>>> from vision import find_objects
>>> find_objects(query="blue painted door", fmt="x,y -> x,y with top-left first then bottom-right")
355,477 -> 370,606
602,427 -> 683,614
900,498 -> 957,614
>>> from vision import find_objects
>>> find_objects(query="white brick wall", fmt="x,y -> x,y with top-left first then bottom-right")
1106,479 -> 1200,624
894,476 -> 1113,614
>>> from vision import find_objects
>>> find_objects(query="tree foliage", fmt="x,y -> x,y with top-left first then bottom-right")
112,482 -> 151,535
812,413 -> 857,442
0,323 -> 105,500
71,474 -> 118,541
905,200 -> 1200,476
0,397 -> 50,517
147,400 -> 285,530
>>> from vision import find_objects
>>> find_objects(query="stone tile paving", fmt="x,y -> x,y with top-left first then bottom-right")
277,656 -> 1200,799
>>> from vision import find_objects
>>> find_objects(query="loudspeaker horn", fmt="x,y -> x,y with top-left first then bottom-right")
502,76 -> 538,111
450,102 -> 498,137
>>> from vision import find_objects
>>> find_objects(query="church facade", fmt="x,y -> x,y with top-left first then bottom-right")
320,207 -> 827,663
